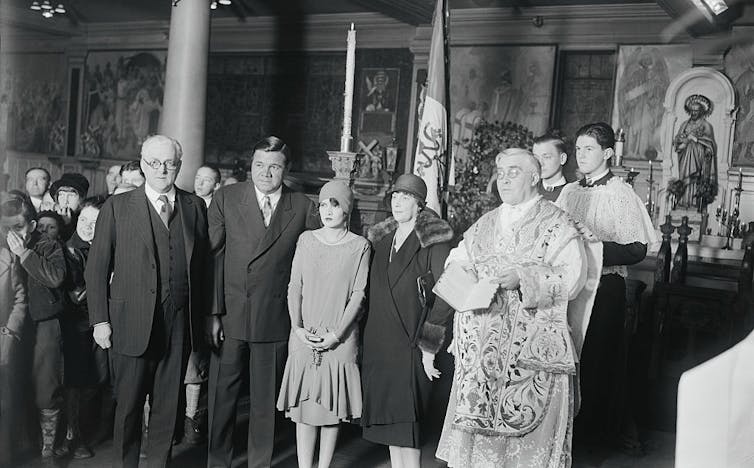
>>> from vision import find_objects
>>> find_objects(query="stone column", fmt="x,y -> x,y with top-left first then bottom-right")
160,0 -> 210,191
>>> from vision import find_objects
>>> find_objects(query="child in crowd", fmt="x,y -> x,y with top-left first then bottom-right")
6,192 -> 68,461
36,210 -> 64,241
0,193 -> 29,467
59,196 -> 107,459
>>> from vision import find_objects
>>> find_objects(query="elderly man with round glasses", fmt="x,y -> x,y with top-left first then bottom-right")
86,134 -> 210,468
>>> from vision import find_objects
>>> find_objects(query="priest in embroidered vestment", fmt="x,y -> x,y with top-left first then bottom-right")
436,148 -> 602,468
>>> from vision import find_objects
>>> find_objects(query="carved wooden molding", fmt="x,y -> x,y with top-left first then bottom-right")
6,4 -> 702,55
350,0 -> 433,26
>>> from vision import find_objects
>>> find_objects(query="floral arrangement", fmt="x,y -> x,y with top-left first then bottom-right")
448,120 -> 534,233
667,179 -> 686,199
696,178 -> 718,208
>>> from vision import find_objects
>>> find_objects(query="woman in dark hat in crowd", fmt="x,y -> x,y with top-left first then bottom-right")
361,174 -> 454,468
49,172 -> 89,241
276,181 -> 370,468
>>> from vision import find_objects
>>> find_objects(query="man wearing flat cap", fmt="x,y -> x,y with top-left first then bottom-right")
206,136 -> 319,468
50,172 -> 89,241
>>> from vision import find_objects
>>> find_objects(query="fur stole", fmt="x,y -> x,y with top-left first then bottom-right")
367,208 -> 454,248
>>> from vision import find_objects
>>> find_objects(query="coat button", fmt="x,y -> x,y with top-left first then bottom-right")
150,289 -> 156,294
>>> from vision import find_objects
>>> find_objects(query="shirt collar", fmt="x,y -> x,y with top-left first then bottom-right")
144,183 -> 176,203
501,194 -> 541,216
542,175 -> 566,189
585,168 -> 610,184
254,184 -> 282,206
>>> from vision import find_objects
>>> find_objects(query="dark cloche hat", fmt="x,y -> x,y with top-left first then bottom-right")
50,173 -> 89,199
388,173 -> 427,203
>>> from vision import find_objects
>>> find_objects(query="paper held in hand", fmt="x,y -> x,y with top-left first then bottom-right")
432,262 -> 499,312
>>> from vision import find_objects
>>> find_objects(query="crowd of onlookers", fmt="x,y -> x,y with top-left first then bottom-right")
0,123 -> 655,468
0,160 -> 231,466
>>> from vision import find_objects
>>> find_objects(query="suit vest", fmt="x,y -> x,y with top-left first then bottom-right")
147,199 -> 189,311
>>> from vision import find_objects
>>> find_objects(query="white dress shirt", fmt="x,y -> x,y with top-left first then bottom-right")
144,183 -> 176,214
254,185 -> 282,214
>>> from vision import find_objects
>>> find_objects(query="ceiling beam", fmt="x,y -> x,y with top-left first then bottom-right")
349,0 -> 434,25
0,4 -> 81,36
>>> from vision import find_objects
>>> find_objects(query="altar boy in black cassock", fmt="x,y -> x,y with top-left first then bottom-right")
557,122 -> 658,448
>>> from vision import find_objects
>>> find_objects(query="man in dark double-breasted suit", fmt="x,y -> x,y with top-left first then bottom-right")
206,136 -> 318,468
85,135 -> 210,468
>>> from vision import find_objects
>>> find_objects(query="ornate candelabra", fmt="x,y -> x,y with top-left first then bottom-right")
626,167 -> 640,186
725,169 -> 743,249
645,160 -> 656,220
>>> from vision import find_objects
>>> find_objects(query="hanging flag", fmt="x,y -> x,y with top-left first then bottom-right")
412,0 -> 449,214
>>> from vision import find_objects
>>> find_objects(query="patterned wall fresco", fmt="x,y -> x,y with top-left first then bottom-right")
725,41 -> 754,167
450,45 -> 557,139
2,53 -> 67,154
82,50 -> 167,160
612,45 -> 692,161
205,49 -> 413,175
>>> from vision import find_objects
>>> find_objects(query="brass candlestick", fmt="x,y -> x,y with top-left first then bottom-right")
725,173 -> 743,250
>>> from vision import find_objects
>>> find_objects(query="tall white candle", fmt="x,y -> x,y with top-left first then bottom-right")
341,23 -> 356,152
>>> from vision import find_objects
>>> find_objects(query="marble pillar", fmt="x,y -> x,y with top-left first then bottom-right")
160,0 -> 210,191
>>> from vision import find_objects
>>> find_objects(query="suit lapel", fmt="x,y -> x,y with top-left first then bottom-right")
250,189 -> 294,263
375,233 -> 413,339
388,230 -> 420,289
131,186 -> 155,259
239,183 -> 266,251
176,189 -> 195,268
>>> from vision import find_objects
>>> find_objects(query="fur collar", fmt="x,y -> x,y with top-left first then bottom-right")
367,209 -> 454,248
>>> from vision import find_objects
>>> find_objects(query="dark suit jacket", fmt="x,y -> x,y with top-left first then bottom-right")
208,183 -> 318,343
84,185 -> 210,357
0,248 -> 26,336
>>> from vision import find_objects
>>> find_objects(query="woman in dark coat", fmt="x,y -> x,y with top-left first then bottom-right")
361,174 -> 454,468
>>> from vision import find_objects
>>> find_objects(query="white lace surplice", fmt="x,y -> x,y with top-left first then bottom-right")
556,178 -> 659,277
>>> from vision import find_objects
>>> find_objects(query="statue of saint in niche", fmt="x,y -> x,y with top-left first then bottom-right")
673,94 -> 717,208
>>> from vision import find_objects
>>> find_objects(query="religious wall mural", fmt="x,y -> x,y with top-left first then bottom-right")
725,42 -> 754,167
82,50 -> 167,160
2,53 -> 67,154
612,45 -> 692,161
205,49 -> 413,177
449,45 -> 556,145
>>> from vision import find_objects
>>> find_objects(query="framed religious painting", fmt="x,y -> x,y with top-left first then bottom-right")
81,50 -> 167,160
359,67 -> 400,139
449,45 -> 557,141
725,41 -> 754,167
612,44 -> 692,161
